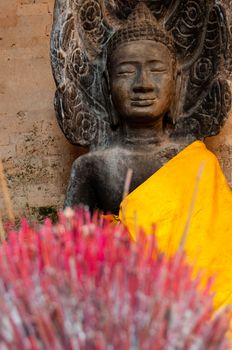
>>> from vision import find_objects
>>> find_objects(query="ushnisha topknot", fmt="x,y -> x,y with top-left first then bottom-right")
107,2 -> 175,58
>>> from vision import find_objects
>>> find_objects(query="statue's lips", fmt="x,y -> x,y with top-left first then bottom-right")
130,99 -> 155,107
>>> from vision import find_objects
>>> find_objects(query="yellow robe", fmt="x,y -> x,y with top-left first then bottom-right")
119,141 -> 232,310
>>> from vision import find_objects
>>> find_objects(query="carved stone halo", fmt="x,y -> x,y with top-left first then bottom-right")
51,0 -> 231,150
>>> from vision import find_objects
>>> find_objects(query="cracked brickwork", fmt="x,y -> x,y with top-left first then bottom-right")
0,0 -> 231,216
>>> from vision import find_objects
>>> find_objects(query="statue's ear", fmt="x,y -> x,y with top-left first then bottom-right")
169,68 -> 183,125
102,71 -> 119,129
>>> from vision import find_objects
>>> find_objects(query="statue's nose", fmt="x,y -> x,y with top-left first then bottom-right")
133,69 -> 154,93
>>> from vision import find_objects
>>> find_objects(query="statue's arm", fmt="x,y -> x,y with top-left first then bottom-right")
64,156 -> 98,212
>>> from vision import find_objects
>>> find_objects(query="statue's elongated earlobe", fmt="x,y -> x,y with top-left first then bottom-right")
171,69 -> 184,125
102,71 -> 119,129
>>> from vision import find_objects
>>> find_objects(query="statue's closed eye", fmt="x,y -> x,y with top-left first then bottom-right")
117,70 -> 136,76
149,63 -> 168,73
115,64 -> 136,76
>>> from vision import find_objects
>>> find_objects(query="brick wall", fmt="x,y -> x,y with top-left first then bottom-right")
0,0 -> 231,217
0,0 -> 82,216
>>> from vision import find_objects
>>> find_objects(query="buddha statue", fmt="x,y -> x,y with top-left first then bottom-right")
51,1 -> 229,215
50,0 -> 231,213
63,3 -> 189,213
51,0 -> 232,316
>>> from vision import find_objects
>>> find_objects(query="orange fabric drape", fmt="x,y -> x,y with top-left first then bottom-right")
119,141 -> 232,310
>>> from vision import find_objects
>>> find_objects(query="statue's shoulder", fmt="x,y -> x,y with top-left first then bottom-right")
72,146 -> 127,169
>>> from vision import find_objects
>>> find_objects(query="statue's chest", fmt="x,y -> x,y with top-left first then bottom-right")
100,152 -> 161,182
93,152 -> 165,213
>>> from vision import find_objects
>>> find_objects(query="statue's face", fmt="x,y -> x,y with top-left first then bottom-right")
109,40 -> 175,126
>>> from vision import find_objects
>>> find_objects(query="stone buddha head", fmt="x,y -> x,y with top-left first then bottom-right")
106,3 -> 177,136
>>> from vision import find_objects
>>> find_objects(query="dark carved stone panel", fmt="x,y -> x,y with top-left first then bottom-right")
183,5 -> 227,111
174,4 -> 231,139
165,0 -> 207,60
173,80 -> 231,139
51,0 -> 114,149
